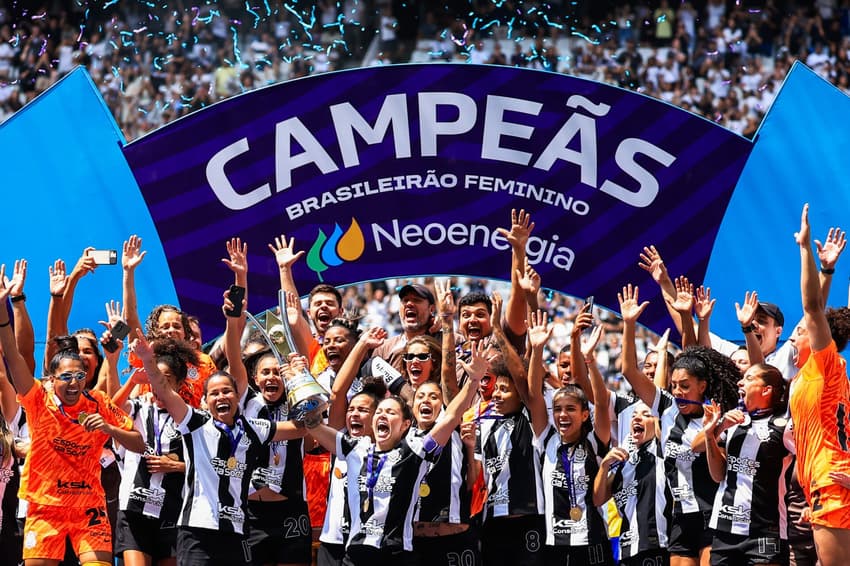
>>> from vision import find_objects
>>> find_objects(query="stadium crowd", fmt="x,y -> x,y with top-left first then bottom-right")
3,2 -> 850,566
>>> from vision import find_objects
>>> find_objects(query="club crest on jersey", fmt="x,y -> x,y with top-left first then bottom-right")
754,422 -> 771,442
573,445 -> 587,462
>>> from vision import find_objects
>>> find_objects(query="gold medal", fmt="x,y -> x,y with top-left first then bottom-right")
226,456 -> 238,469
165,453 -> 179,461
419,483 -> 431,498
77,412 -> 88,425
334,467 -> 344,479
273,454 -> 280,466
569,506 -> 582,521
362,498 -> 370,513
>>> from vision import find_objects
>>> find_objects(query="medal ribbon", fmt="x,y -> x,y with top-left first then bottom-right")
364,446 -> 388,510
473,401 -> 504,422
748,407 -> 773,419
152,407 -> 169,456
214,418 -> 244,461
54,391 -> 99,426
559,444 -> 577,514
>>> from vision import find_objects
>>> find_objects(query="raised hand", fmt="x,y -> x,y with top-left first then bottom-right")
4,259 -> 27,298
815,226 -> 847,270
459,340 -> 488,383
268,234 -> 305,270
222,237 -> 248,278
668,276 -> 694,314
516,257 -> 541,296
649,328 -> 671,354
735,290 -> 759,327
497,208 -> 535,249
0,265 -> 10,303
73,247 -> 97,277
99,299 -> 124,329
122,235 -> 146,271
129,328 -> 154,364
49,259 -> 69,297
528,310 -> 551,349
572,308 -> 594,338
694,285 -> 715,320
490,291 -> 503,333
702,400 -> 722,436
617,284 -> 649,324
581,324 -> 604,359
795,203 -> 811,246
638,245 -> 668,283
435,279 -> 456,320
360,326 -> 387,350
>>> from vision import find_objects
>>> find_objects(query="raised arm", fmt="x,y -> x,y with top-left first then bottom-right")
516,257 -> 541,313
735,290 -> 764,365
0,342 -> 20,426
618,284 -> 657,407
797,204 -> 832,351
593,446 -> 628,506
527,309 -> 554,438
569,307 -> 594,403
268,235 -> 312,349
587,327 -> 611,447
488,291 -> 529,404
435,279 -> 459,404
0,265 -> 36,396
57,247 -> 97,324
122,235 -> 147,334
327,327 -> 386,429
5,260 -> 35,373
667,276 -> 697,348
702,400 -> 729,483
581,324 -> 607,407
498,208 -> 535,337
694,285 -> 715,349
223,289 -> 250,398
651,328 -> 671,390
130,329 -> 188,423
43,259 -> 70,368
639,245 -> 680,332
429,341 -> 486,447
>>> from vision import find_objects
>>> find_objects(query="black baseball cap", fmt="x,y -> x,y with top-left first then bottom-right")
398,284 -> 435,305
757,302 -> 785,327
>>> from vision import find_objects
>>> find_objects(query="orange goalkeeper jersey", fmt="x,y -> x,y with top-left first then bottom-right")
18,380 -> 134,509
789,340 -> 850,501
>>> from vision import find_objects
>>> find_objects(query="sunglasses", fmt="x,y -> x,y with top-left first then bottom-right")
403,353 -> 432,362
56,371 -> 87,383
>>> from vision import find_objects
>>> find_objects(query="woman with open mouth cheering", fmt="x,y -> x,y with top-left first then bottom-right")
302,341 -> 487,566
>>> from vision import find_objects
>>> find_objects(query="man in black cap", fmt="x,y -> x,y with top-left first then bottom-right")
370,283 -> 437,369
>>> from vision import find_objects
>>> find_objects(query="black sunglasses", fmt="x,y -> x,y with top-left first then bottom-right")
403,353 -> 432,362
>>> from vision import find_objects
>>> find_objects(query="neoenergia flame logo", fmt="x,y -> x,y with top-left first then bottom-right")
306,218 -> 366,281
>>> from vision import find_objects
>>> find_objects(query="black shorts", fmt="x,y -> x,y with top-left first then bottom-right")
176,526 -> 251,566
114,510 -> 177,561
620,548 -> 670,566
343,544 -> 419,566
317,542 -> 346,566
668,511 -> 712,558
542,542 -> 615,566
710,530 -> 782,566
246,498 -> 312,565
481,515 -> 545,566
413,526 -> 481,565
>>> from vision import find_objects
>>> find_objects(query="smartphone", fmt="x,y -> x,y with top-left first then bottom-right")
224,284 -> 246,317
583,295 -> 595,333
102,321 -> 130,353
88,249 -> 117,265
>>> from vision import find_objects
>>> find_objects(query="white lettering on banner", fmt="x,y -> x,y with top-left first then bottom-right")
207,93 -> 677,211
372,219 -> 575,271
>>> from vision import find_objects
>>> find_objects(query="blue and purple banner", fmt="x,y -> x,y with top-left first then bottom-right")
123,64 -> 751,338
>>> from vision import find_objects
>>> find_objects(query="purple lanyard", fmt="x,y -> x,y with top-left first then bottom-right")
474,401 -> 504,422
213,418 -> 244,460
152,407 -> 169,455
54,392 -> 98,426
559,444 -> 577,510
364,446 -> 388,508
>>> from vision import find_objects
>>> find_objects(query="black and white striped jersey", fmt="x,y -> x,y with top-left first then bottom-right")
118,398 -> 184,521
710,413 -> 792,536
535,424 -> 608,547
653,387 -> 717,516
609,438 -> 672,559
479,409 -> 544,520
410,426 -> 470,524
609,390 -> 640,447
175,408 -> 275,534
241,389 -> 305,500
337,430 -> 440,552
319,451 -> 351,545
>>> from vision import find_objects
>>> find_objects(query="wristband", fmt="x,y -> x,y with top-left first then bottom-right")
821,267 -> 835,275
10,294 -> 25,303
50,293 -> 63,298
741,324 -> 755,334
